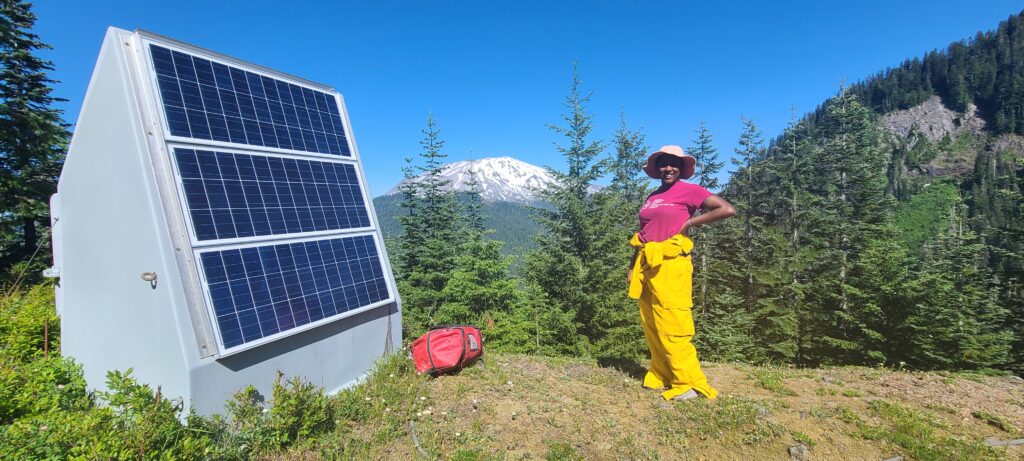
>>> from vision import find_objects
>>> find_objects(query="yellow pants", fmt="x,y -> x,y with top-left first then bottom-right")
630,234 -> 718,401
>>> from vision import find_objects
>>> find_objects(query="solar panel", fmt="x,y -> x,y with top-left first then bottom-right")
150,44 -> 351,156
198,234 -> 389,348
140,40 -> 394,354
174,148 -> 371,241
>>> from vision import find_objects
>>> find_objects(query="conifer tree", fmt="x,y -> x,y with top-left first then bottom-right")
801,89 -> 890,365
850,221 -> 914,366
524,63 -> 605,353
729,117 -> 766,312
395,157 -> 423,275
585,113 -> 650,361
437,162 -> 519,328
688,119 -> 724,191
0,0 -> 69,279
905,200 -> 1012,370
687,120 -> 723,312
691,216 -> 758,362
395,114 -> 460,335
460,164 -> 486,239
607,112 -> 649,205
769,114 -> 816,363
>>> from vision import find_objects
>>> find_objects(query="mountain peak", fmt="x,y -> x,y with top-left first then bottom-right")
385,156 -> 552,203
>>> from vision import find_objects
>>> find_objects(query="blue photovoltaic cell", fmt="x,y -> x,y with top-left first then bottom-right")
199,235 -> 390,349
175,148 -> 371,241
150,44 -> 351,156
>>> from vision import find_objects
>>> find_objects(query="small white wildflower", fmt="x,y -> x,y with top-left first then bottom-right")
384,407 -> 391,413
420,396 -> 426,401
39,425 -> 48,432
416,412 -> 423,417
455,432 -> 461,437
262,408 -> 269,414
381,398 -> 386,403
57,384 -> 65,390
364,397 -> 371,401
423,410 -> 432,416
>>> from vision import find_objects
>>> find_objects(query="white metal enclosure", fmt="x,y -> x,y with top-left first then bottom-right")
50,27 -> 401,415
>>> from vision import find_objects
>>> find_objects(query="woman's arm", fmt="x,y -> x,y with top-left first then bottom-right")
679,195 -> 736,235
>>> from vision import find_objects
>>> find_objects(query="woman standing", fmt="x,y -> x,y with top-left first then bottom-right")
628,145 -> 736,401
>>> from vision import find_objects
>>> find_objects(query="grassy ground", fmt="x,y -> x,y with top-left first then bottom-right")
277,353 -> 1024,460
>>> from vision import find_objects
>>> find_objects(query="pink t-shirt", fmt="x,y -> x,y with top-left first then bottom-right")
638,181 -> 712,243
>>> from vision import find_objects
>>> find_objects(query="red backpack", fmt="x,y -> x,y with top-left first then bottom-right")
410,325 -> 483,375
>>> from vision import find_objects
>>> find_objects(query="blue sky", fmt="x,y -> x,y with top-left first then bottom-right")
35,1 -> 1024,196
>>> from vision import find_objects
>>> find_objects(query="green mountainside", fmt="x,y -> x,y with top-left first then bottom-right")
735,11 -> 1024,370
374,193 -> 543,253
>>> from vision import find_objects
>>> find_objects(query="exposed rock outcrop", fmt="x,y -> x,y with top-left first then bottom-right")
879,95 -> 986,142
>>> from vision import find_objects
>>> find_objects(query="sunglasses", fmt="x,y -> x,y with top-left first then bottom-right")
655,156 -> 684,168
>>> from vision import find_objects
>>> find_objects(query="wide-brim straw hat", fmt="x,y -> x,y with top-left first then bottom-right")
642,145 -> 696,179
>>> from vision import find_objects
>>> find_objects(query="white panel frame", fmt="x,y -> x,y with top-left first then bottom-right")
123,33 -> 220,357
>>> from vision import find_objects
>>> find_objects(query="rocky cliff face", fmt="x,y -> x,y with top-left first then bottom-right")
879,95 -> 987,143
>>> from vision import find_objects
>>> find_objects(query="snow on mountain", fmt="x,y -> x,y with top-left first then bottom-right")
385,157 -> 554,203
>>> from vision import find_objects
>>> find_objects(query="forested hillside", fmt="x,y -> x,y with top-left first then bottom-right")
729,11 -> 1024,371
374,193 -> 542,253
843,11 -> 1024,135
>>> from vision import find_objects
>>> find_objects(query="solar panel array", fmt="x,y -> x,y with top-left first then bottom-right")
147,42 -> 391,353
199,235 -> 389,348
174,148 -> 370,241
150,45 -> 351,156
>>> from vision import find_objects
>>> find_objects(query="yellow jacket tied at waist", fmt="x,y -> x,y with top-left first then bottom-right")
628,233 -> 694,301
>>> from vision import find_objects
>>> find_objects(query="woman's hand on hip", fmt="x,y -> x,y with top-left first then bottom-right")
679,220 -> 692,236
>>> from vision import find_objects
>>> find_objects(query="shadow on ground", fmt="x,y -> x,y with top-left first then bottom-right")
597,356 -> 646,380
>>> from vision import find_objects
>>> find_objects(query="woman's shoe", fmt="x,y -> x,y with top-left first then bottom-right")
670,389 -> 700,401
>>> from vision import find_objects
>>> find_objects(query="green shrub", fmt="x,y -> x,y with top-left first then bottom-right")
332,385 -> 371,423
100,369 -> 220,459
0,284 -> 59,364
268,373 -> 334,447
1,368 -> 236,460
0,356 -> 90,424
221,373 -> 336,455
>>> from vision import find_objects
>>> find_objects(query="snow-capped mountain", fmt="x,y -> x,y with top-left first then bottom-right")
385,156 -> 553,203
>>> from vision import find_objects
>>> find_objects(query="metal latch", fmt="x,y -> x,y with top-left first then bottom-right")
141,271 -> 158,289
